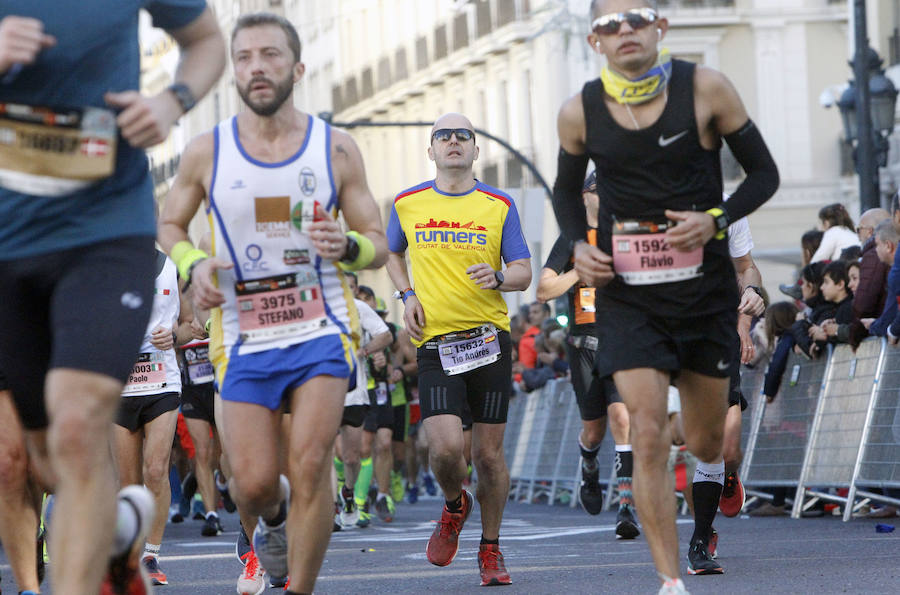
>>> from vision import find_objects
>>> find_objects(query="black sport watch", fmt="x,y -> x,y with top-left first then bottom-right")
340,234 -> 360,264
493,270 -> 504,289
167,83 -> 197,114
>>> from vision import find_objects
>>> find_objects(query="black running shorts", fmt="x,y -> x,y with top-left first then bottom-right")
0,236 -> 155,429
181,382 -> 215,423
593,302 -> 738,380
341,404 -> 368,428
417,330 -> 512,425
115,392 -> 180,432
363,388 -> 394,432
0,367 -> 8,392
566,339 -> 621,421
391,403 -> 410,442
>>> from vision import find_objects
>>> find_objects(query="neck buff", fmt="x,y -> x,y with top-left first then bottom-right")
600,48 -> 672,105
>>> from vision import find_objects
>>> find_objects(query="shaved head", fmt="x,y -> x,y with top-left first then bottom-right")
859,208 -> 890,228
590,0 -> 657,17
431,112 -> 475,136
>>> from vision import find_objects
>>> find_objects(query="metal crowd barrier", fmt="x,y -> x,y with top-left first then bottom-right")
506,337 -> 900,521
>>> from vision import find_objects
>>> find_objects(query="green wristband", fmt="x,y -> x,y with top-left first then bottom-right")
337,231 -> 376,272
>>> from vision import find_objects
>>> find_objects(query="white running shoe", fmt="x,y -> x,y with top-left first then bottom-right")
339,485 -> 359,527
658,577 -> 690,595
252,474 -> 290,580
236,549 -> 266,595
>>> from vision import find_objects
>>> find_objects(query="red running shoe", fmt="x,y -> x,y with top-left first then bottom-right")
478,543 -> 512,586
100,557 -> 152,595
426,489 -> 473,566
719,471 -> 746,517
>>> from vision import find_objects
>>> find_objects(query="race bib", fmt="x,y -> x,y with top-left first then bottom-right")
574,286 -> 596,325
612,219 -> 702,285
123,352 -> 166,395
0,103 -> 117,196
236,271 -> 327,344
438,324 -> 501,376
183,344 -> 214,385
375,382 -> 389,405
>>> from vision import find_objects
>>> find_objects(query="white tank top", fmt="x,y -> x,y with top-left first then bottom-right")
209,114 -> 355,358
123,253 -> 181,396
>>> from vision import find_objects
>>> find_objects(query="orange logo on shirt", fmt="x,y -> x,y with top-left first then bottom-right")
415,218 -> 487,231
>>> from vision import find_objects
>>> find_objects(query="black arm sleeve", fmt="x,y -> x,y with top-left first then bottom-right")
543,235 -> 573,273
551,148 -> 590,243
719,120 -> 780,223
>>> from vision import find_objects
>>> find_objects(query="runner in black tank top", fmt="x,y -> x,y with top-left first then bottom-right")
549,2 -> 779,592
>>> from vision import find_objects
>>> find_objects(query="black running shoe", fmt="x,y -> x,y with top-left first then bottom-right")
686,539 -> 724,575
214,469 -> 237,513
615,506 -> 640,540
579,461 -> 604,515
201,513 -> 223,537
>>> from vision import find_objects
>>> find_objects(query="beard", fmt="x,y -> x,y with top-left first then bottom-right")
237,74 -> 294,117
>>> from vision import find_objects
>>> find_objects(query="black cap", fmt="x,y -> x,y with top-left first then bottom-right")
583,170 -> 597,192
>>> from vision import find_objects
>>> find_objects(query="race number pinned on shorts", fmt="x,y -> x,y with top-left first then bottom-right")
183,343 -> 214,385
0,103 -> 117,196
612,218 -> 702,285
375,382 -> 389,405
123,352 -> 166,395
235,271 -> 327,344
438,324 -> 501,376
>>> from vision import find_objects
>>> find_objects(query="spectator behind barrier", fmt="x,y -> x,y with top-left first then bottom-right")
810,261 -> 855,347
762,301 -> 802,402
809,203 -> 860,263
519,301 -> 550,369
866,219 -> 900,337
852,209 -> 891,321
778,229 -> 824,301
789,262 -> 832,359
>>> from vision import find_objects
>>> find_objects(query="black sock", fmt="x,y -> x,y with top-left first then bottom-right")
264,498 -> 287,527
615,447 -> 634,509
445,493 -> 463,513
691,481 -> 723,544
480,535 -> 499,545
285,591 -> 310,595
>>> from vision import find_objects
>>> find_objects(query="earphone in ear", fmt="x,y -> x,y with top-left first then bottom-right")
595,41 -> 601,49
657,29 -> 662,40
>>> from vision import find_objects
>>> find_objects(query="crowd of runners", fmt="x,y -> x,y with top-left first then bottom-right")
0,1 -> 781,594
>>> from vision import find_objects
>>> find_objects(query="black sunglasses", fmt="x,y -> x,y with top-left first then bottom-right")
591,7 -> 658,36
431,128 -> 475,143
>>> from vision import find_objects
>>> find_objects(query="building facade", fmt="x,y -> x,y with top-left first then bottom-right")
146,0 -> 900,310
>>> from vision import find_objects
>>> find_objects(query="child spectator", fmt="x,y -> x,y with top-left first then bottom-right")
810,261 -> 855,346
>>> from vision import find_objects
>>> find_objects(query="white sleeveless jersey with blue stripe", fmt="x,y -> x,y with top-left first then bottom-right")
208,114 -> 356,358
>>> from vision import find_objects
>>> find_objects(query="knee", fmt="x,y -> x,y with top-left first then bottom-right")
0,437 -> 28,489
608,408 -> 630,438
143,459 -> 170,491
194,441 -> 213,468
48,407 -> 107,469
581,421 -> 605,447
233,472 -> 280,507
472,445 -> 505,476
375,438 -> 392,458
686,434 -> 723,464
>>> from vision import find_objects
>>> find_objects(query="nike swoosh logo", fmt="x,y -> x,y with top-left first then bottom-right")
716,359 -> 729,371
659,130 -> 688,147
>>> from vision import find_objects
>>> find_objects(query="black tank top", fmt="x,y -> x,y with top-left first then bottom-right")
582,59 -> 737,318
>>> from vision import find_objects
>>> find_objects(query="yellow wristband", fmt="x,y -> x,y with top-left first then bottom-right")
705,207 -> 729,240
171,240 -> 209,280
337,231 -> 376,272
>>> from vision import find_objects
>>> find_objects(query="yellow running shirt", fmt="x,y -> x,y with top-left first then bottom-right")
387,180 -> 530,346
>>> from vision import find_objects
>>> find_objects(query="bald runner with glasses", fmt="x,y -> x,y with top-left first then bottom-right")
551,2 -> 779,593
386,113 -> 531,587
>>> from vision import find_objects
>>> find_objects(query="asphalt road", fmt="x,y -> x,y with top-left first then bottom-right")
2,494 -> 898,594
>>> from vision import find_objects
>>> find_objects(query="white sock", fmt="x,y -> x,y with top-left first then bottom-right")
693,460 -> 725,485
144,542 -> 160,559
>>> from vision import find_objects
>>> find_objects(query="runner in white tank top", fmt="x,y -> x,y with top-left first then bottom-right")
157,14 -> 387,594
113,250 -> 189,585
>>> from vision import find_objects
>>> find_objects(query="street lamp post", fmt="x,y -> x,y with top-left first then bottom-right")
836,1 -> 898,211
